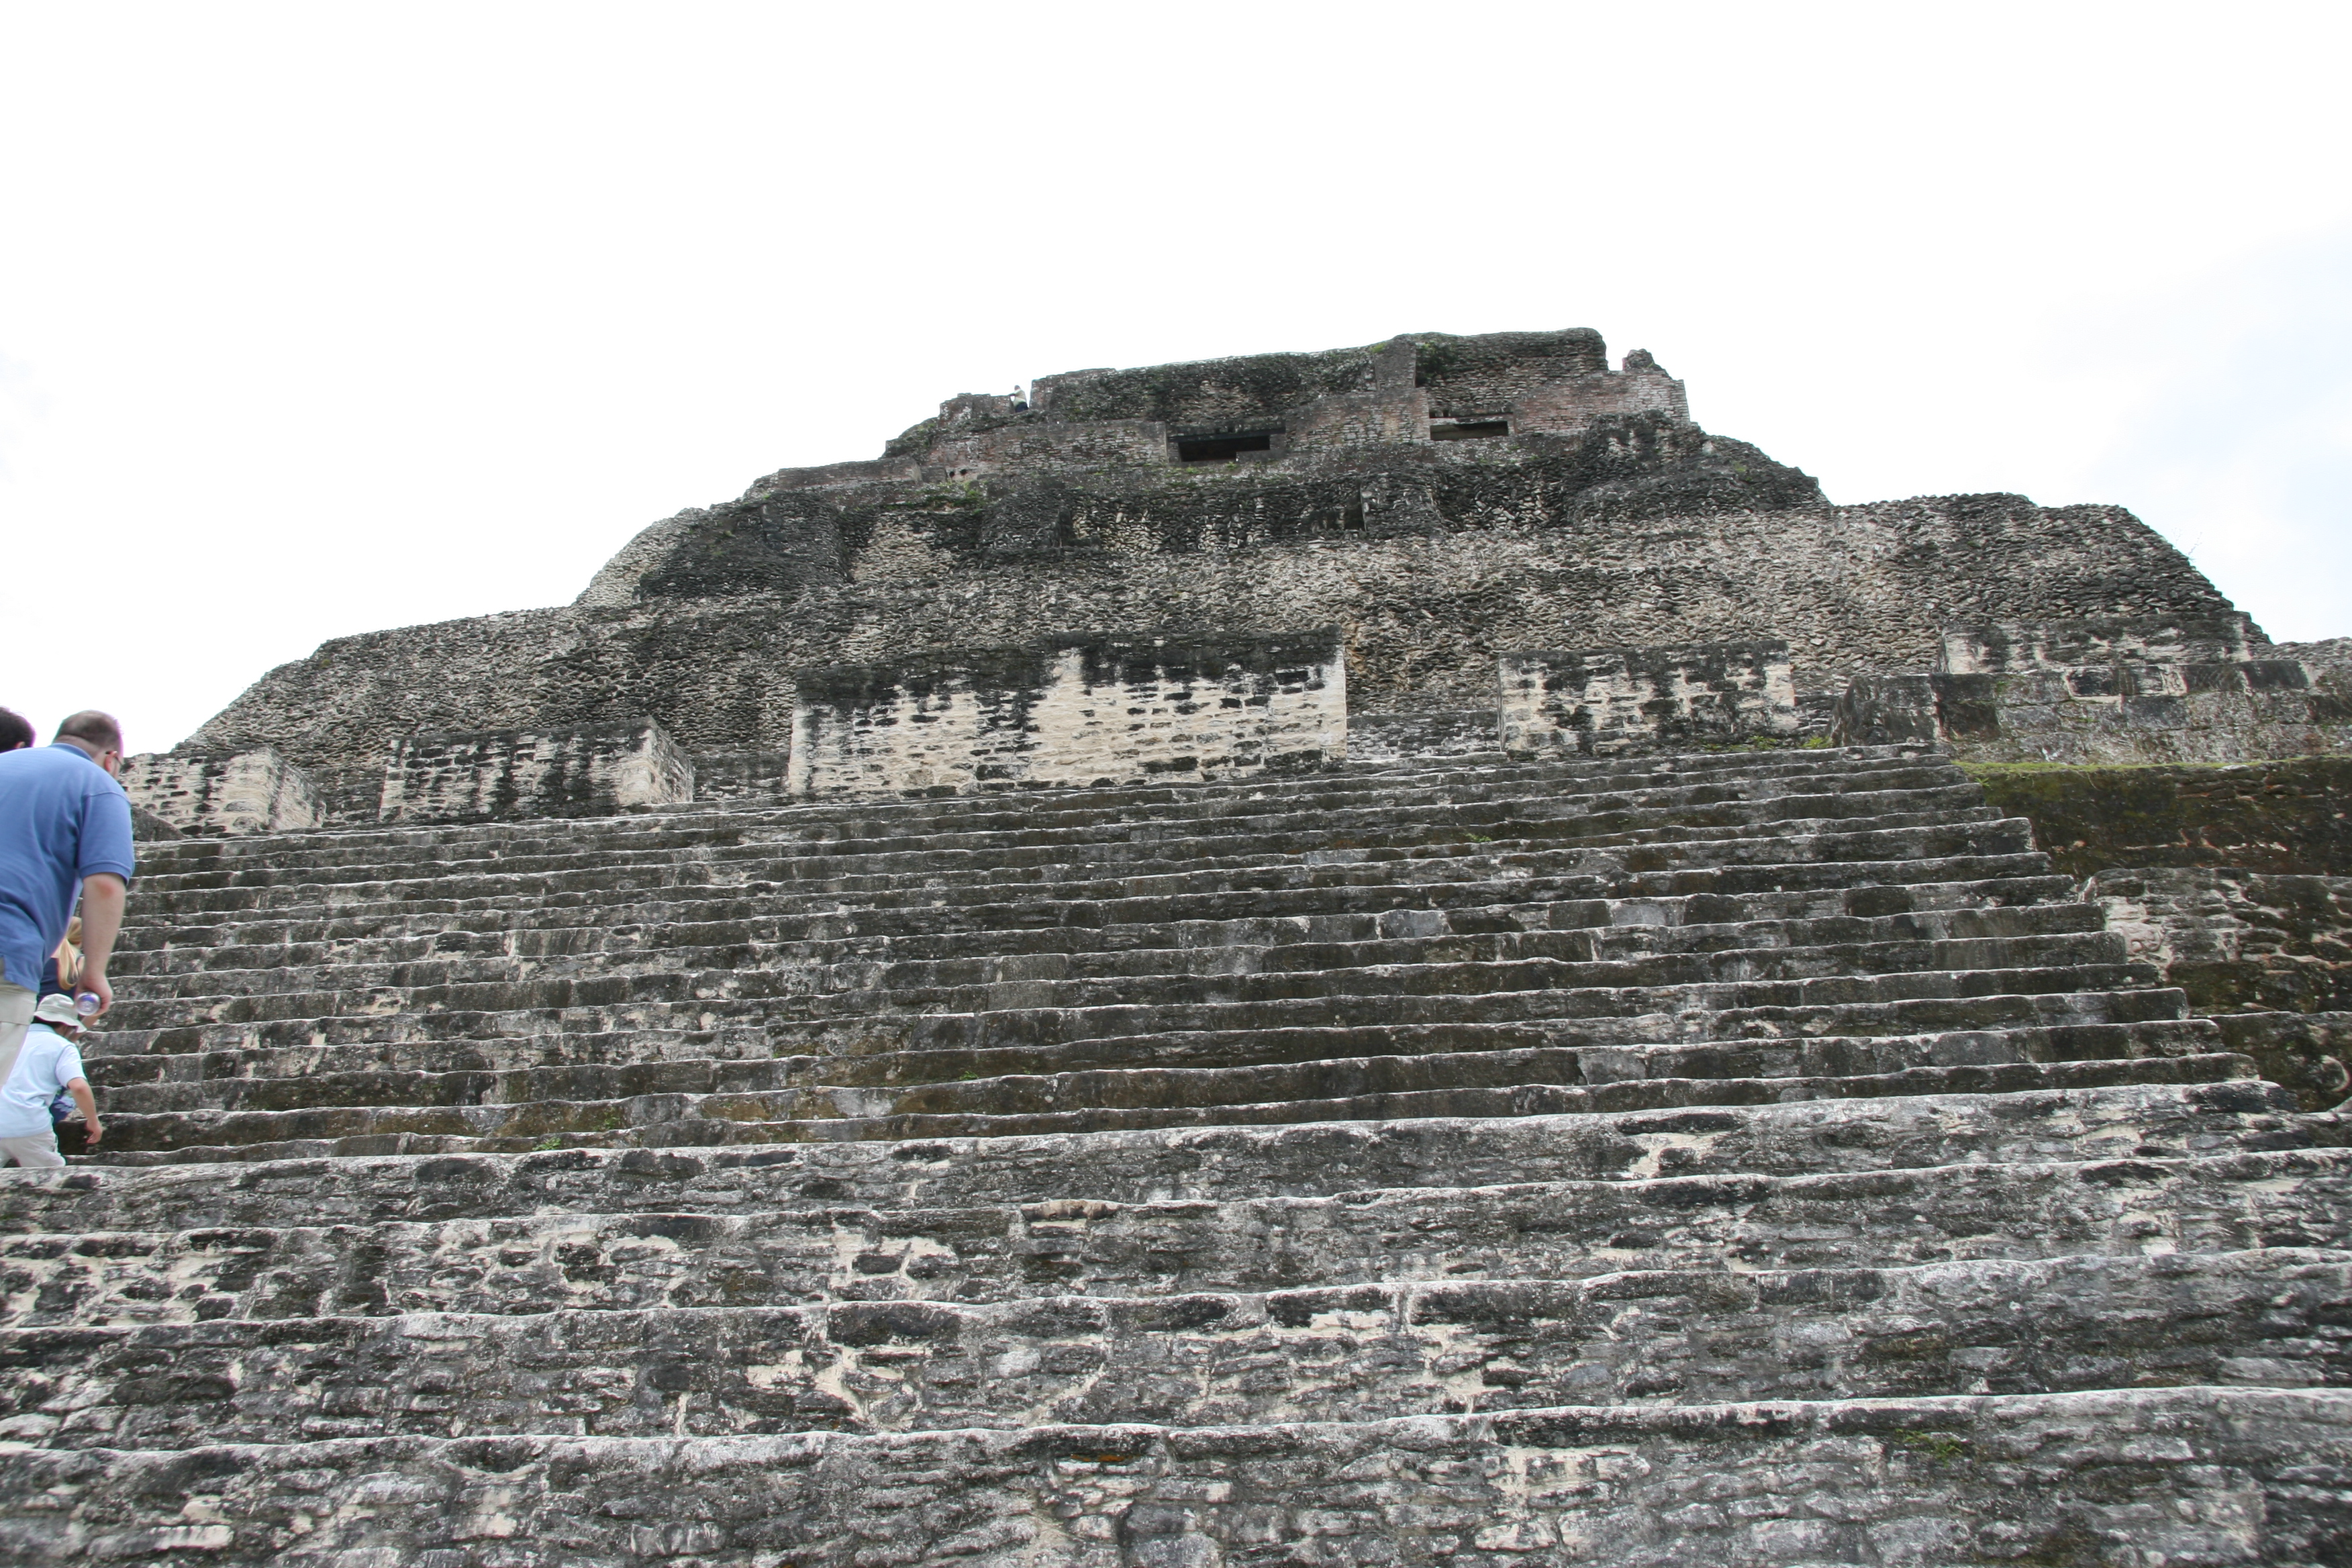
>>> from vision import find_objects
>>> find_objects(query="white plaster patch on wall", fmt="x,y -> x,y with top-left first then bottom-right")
789,632 -> 1346,800
379,720 -> 695,824
121,747 -> 324,836
1498,641 -> 1798,758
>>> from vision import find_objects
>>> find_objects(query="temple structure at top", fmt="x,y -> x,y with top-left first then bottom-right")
134,328 -> 2343,829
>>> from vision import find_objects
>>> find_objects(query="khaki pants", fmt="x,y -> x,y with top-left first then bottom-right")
0,1131 -> 62,1168
0,983 -> 30,1090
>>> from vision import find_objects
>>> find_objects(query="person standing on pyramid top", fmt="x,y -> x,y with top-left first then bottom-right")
0,712 -> 135,1087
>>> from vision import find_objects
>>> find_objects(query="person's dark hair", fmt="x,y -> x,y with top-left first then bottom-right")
54,711 -> 124,754
0,708 -> 32,751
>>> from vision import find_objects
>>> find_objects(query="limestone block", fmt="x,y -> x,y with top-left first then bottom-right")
119,748 -> 322,836
789,631 -> 1344,799
378,720 -> 694,824
1498,640 -> 1797,758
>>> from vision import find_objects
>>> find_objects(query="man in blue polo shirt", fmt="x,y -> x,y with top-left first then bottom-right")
0,712 -> 136,1087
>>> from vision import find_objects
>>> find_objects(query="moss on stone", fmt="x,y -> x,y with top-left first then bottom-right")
1965,755 -> 2352,877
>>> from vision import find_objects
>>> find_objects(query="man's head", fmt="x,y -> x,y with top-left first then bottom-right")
54,712 -> 125,775
0,708 -> 32,752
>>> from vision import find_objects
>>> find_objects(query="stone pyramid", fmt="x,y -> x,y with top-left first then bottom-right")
8,743 -> 2351,1561
10,330 -> 2350,1562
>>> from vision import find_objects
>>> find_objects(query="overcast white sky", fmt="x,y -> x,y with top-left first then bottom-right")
3,2 -> 2346,752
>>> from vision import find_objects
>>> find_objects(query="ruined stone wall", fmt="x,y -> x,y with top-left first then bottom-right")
378,720 -> 694,824
687,749 -> 791,807
1835,620 -> 2351,765
119,748 -> 322,837
789,632 -> 1344,798
1498,641 -> 1797,758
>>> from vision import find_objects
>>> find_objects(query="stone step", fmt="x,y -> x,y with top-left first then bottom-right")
5,1248 -> 2343,1449
731,971 -> 2190,1058
7,1144 -> 2344,1329
89,1020 -> 2223,1110
126,816 -> 2044,924
114,897 -> 2110,991
6,1081 -> 2317,1231
125,745 -> 1956,873
84,971 -> 2187,1069
130,763 -> 1983,874
92,1018 -> 2224,1120
12,1386 -> 2347,1564
124,768 -> 1988,892
111,858 -> 2075,963
108,873 -> 2088,967
111,899 -> 2114,993
96,928 -> 2133,1027
83,1052 -> 2254,1161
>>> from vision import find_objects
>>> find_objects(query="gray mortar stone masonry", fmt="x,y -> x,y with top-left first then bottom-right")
378,718 -> 695,824
1832,617 -> 2352,763
789,631 -> 1346,799
1499,641 -> 1798,758
117,748 -> 322,837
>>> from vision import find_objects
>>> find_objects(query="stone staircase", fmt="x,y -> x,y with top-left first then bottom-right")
5,744 -> 2350,1563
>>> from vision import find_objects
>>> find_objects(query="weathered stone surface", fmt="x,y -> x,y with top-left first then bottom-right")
377,718 -> 695,824
118,748 -> 321,836
1835,618 -> 2352,764
2213,1012 -> 2352,1112
3,1389 -> 2347,1566
2090,867 -> 2352,1015
687,748 -> 791,805
21,320 -> 2352,1558
1945,618 -> 2261,672
23,656 -> 2352,1556
8,1149 -> 2345,1330
1344,708 -> 1498,764
126,806 -> 182,842
0,1081 -> 2316,1231
166,330 -> 2257,820
7,1249 -> 2346,1447
1498,641 -> 1798,758
790,631 -> 1345,799
1969,754 -> 2352,877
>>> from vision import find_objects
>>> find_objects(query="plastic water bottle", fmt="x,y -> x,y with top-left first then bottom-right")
73,992 -> 101,1018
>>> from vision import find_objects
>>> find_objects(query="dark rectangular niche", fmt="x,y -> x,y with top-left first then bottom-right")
1430,419 -> 1509,442
1174,433 -> 1275,463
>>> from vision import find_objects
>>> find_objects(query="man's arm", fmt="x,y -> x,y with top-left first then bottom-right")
65,1077 -> 99,1146
77,874 -> 126,1017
